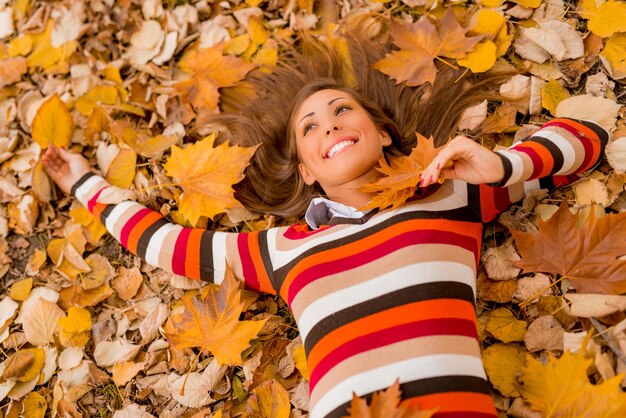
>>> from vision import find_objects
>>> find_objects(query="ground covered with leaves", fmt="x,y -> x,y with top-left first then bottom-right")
1,0 -> 626,417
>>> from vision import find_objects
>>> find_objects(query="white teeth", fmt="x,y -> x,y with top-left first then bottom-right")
327,140 -> 355,158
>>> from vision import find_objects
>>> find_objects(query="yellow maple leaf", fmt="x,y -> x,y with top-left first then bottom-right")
175,43 -> 256,111
344,380 -> 437,418
163,264 -> 267,366
31,94 -> 74,149
164,133 -> 259,225
359,134 -> 447,211
519,350 -> 626,417
373,9 -> 481,87
26,20 -> 77,73
482,343 -> 526,397
541,79 -> 570,115
600,33 -> 626,80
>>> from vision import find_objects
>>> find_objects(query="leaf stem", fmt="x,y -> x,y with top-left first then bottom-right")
519,275 -> 568,308
180,347 -> 204,396
435,56 -> 459,70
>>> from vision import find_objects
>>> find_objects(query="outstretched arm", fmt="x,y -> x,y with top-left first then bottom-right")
42,145 -> 277,294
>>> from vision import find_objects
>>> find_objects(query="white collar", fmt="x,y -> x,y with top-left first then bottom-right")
304,197 -> 369,229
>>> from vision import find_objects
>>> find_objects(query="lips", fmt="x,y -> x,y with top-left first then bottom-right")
323,136 -> 359,159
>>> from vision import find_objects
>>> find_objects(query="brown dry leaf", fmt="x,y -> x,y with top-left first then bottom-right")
359,134 -> 447,211
22,298 -> 64,346
482,343 -> 526,397
58,283 -> 114,310
477,271 -> 517,303
373,9 -> 481,87
343,380 -> 437,418
243,380 -> 291,418
512,203 -> 626,294
31,94 -> 73,149
163,264 -> 267,366
164,133 -> 259,225
0,57 -> 28,88
1,348 -> 45,382
111,267 -> 143,301
112,361 -> 146,386
175,43 -> 256,112
480,102 -> 517,133
519,350 -> 626,416
523,315 -> 563,352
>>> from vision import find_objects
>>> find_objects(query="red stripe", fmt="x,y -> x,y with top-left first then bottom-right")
238,234 -> 260,291
514,145 -> 543,179
287,229 -> 479,304
543,119 -> 600,172
87,188 -> 106,212
578,135 -> 595,172
283,223 -> 333,240
172,228 -> 191,276
493,186 -> 512,215
119,208 -> 151,249
309,318 -> 477,390
434,413 -> 497,418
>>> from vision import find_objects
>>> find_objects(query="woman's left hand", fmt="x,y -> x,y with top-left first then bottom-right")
420,135 -> 505,187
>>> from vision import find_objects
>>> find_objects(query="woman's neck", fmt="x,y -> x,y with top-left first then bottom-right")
323,168 -> 380,210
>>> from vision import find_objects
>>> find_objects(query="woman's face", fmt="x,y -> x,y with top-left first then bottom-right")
293,89 -> 391,190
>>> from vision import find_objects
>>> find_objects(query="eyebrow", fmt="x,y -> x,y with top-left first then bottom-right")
298,96 -> 349,125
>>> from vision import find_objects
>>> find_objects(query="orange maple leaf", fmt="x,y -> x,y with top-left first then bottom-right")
163,133 -> 259,225
174,43 -> 256,112
519,350 -> 626,417
343,380 -> 437,418
359,134 -> 447,211
373,8 -> 481,87
512,203 -> 626,294
163,264 -> 267,366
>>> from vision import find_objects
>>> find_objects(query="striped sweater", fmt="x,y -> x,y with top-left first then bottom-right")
72,118 -> 607,418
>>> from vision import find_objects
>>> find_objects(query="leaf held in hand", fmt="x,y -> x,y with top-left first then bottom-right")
163,264 -> 267,366
512,202 -> 626,294
164,133 -> 259,225
359,134 -> 447,211
31,94 -> 73,149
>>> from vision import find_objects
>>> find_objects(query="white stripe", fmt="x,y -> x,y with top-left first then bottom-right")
536,130 -> 577,175
104,201 -> 143,239
271,180 -> 470,270
311,354 -> 486,418
523,178 -> 541,196
497,150 -> 526,186
74,175 -> 105,206
212,232 -> 227,284
296,261 -> 475,339
144,223 -> 181,269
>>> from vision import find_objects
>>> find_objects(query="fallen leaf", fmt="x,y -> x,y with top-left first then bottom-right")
524,315 -> 563,352
477,272 -> 517,303
164,133 -> 259,225
606,137 -> 626,173
2,348 -> 45,382
243,380 -> 291,418
555,94 -> 621,132
174,43 -> 256,112
22,391 -> 47,418
22,298 -> 65,346
31,94 -> 73,149
482,343 -> 526,397
519,350 -> 626,416
600,33 -> 626,80
481,238 -> 522,280
112,361 -> 146,386
587,1 -> 626,38
564,293 -> 626,317
359,134 -> 448,211
58,307 -> 92,348
93,338 -> 141,368
373,9 -> 481,86
343,380 -> 437,418
163,264 -> 267,366
512,203 -> 626,294
0,57 -> 28,88
541,79 -> 570,115
9,278 -> 33,301
485,307 -> 527,343
458,100 -> 488,131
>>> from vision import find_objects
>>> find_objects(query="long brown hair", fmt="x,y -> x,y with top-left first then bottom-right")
201,14 -> 509,219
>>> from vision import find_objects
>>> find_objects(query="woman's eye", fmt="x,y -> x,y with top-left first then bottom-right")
302,123 -> 314,136
335,104 -> 352,116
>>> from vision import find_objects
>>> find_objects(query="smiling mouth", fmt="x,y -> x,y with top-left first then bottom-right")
326,139 -> 358,158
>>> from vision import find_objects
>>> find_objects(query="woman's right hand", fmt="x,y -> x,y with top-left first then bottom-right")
41,145 -> 92,195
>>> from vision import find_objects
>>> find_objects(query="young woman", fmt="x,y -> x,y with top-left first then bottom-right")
42,18 -> 608,418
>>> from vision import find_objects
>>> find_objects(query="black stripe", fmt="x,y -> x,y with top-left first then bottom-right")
528,134 -> 565,174
273,211 -> 481,290
326,376 -> 492,418
569,117 -> 610,145
257,230 -> 277,292
490,152 -> 513,187
99,204 -> 115,225
199,230 -> 215,282
539,174 -> 555,191
136,218 -> 170,259
70,172 -> 97,196
304,281 -> 475,353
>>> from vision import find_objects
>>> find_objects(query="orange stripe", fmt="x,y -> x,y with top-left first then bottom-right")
307,299 -> 475,372
556,119 -> 602,171
280,219 -> 476,298
247,234 -> 274,294
520,141 -> 554,177
184,228 -> 203,279
126,211 -> 162,254
405,392 -> 496,414
92,203 -> 107,221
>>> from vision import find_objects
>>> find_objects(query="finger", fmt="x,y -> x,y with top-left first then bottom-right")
441,166 -> 457,180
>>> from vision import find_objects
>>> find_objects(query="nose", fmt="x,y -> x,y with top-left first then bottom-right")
326,126 -> 339,135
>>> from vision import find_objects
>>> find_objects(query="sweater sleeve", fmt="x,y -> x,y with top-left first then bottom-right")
71,173 -> 277,295
476,118 -> 609,222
